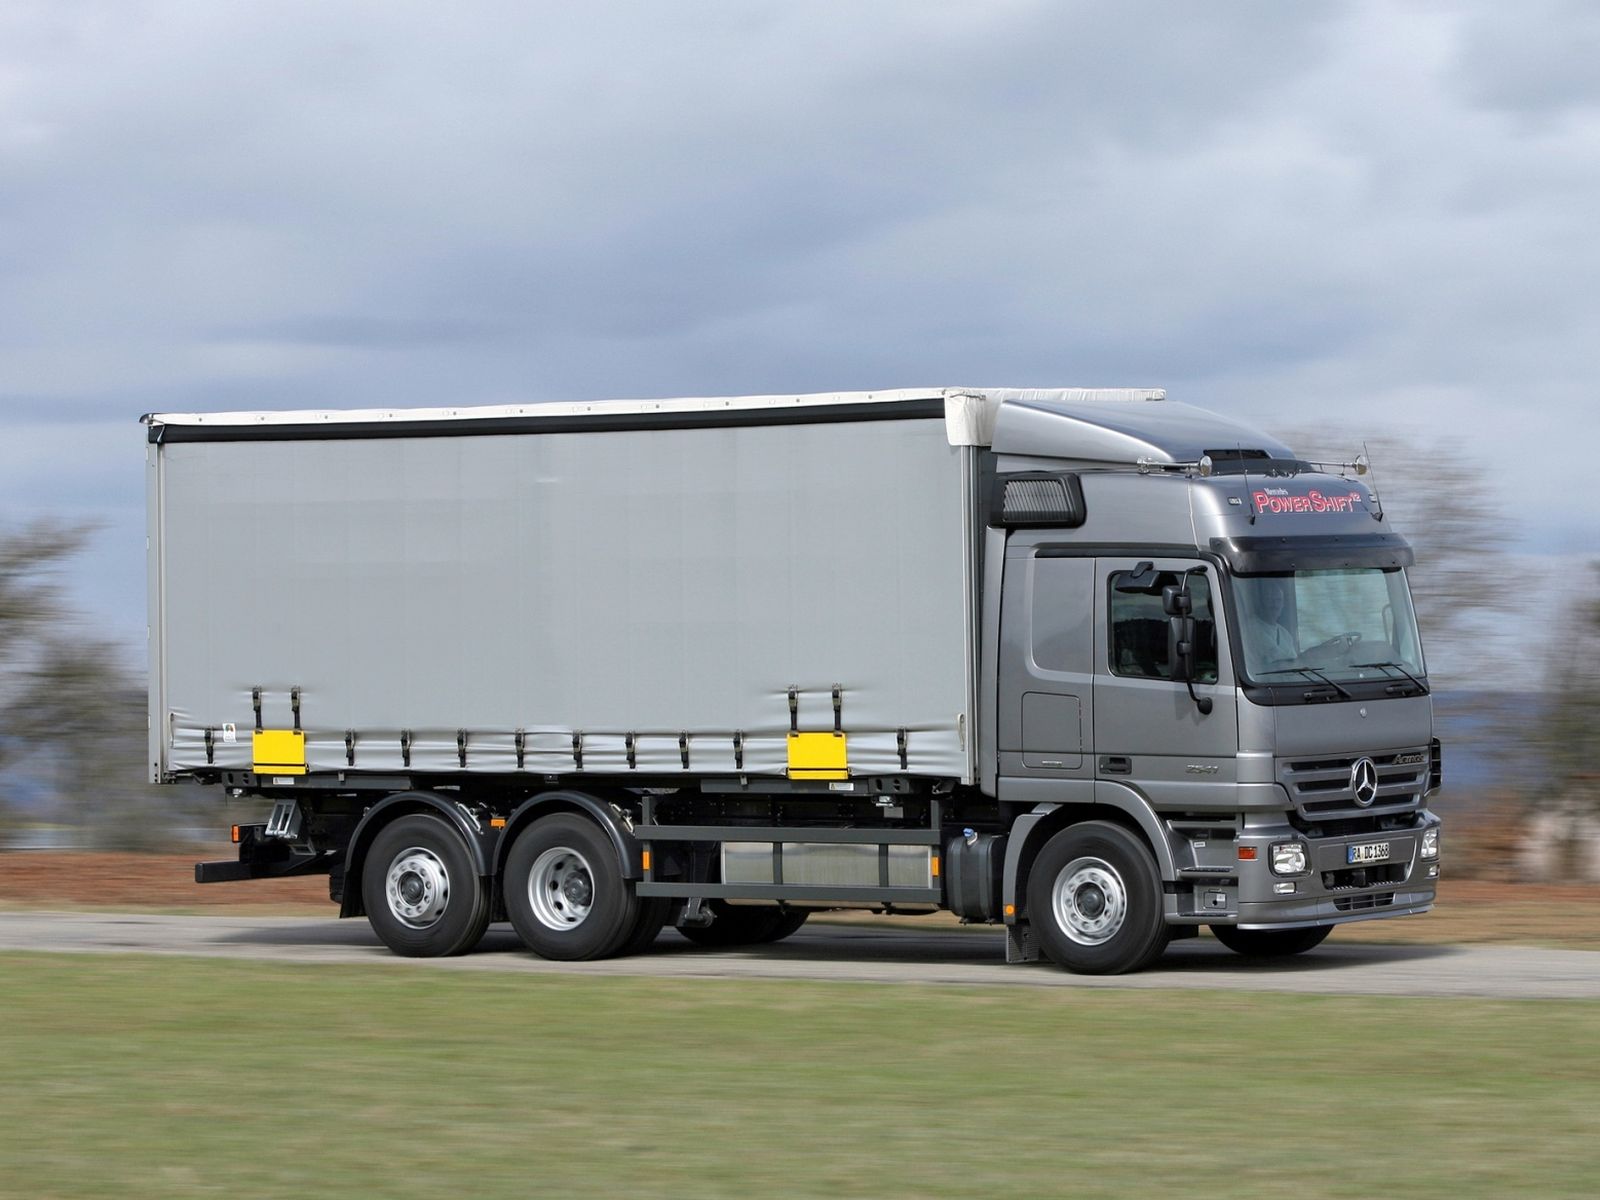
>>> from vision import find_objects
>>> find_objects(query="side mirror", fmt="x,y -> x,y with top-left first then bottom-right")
1162,585 -> 1191,617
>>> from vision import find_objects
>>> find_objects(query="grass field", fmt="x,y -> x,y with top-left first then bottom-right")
2,952 -> 1597,1199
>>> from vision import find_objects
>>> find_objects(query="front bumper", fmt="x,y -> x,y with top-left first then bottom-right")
1171,810 -> 1441,929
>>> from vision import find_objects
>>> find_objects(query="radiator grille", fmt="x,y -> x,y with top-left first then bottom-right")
1281,750 -> 1427,819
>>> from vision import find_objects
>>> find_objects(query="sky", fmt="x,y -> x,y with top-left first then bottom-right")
2,0 -> 1597,678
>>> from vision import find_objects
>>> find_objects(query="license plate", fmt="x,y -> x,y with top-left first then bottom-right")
1347,841 -> 1390,865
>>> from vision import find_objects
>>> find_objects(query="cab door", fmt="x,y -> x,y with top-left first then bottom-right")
995,547 -> 1095,800
1092,557 -> 1238,802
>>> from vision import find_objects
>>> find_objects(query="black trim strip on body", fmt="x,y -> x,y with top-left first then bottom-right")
144,398 -> 948,444
1030,537 -> 1413,572
1210,533 -> 1414,573
1033,542 -> 1209,559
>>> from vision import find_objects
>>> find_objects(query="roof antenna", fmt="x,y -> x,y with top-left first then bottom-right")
1363,440 -> 1384,523
1241,444 -> 1257,525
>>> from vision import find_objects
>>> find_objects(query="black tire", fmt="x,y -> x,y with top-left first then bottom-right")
504,813 -> 638,961
617,897 -> 673,957
1026,821 -> 1169,975
362,813 -> 491,958
1211,924 -> 1333,958
677,901 -> 790,947
759,908 -> 809,944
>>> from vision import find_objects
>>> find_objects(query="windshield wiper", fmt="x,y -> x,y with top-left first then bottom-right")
1352,661 -> 1430,695
1256,666 -> 1354,699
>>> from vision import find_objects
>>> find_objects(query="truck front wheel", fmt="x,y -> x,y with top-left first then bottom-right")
504,814 -> 639,961
1027,821 -> 1169,975
362,814 -> 492,958
1210,924 -> 1332,957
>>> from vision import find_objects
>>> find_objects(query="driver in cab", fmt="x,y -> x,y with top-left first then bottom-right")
1247,578 -> 1297,662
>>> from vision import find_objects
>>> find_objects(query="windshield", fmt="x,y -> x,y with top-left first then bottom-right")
1234,568 -> 1425,686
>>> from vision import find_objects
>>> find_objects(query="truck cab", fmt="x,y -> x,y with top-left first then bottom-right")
979,391 -> 1440,969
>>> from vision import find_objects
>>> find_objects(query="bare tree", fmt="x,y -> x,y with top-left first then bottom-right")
1532,564 -> 1600,877
0,520 -> 184,847
1280,431 -> 1510,674
0,522 -> 94,790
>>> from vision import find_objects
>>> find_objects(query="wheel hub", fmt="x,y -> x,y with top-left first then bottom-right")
1077,883 -> 1106,919
1051,857 -> 1129,946
528,846 -> 597,931
385,847 -> 451,929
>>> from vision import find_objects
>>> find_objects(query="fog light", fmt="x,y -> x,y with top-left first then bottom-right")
1270,842 -> 1308,876
1273,881 -> 1297,895
1427,864 -> 1439,878
1420,828 -> 1439,860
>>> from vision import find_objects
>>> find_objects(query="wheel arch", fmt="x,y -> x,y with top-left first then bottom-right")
1002,785 -> 1176,924
340,791 -> 494,918
495,789 -> 642,883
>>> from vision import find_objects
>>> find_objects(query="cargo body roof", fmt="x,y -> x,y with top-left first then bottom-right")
143,387 -> 1283,467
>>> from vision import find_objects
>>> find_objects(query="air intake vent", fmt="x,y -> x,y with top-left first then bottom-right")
991,472 -> 1086,529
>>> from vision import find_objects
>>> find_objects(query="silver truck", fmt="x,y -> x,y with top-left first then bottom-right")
147,387 -> 1441,973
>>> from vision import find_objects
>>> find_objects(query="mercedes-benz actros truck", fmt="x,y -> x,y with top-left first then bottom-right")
147,387 -> 1441,974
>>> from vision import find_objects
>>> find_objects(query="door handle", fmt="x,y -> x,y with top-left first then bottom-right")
1099,756 -> 1132,774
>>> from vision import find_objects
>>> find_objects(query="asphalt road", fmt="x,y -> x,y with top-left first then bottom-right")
2,911 -> 1597,999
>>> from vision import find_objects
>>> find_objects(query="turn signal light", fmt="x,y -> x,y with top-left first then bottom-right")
1237,846 -> 1258,860
230,825 -> 241,844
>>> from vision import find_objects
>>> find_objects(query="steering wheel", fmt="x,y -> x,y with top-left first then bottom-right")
1303,631 -> 1362,657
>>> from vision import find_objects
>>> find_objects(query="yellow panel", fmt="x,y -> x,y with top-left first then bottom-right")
253,729 -> 307,775
787,731 -> 848,780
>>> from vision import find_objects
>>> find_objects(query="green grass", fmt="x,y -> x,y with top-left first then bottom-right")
2,953 -> 1597,1199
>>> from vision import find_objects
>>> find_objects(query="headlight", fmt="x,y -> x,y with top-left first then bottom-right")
1420,828 -> 1439,860
1270,842 -> 1308,876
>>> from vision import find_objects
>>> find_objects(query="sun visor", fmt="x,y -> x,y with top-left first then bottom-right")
1210,533 -> 1415,574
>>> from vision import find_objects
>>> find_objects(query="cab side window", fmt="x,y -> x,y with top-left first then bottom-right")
1109,571 -> 1217,683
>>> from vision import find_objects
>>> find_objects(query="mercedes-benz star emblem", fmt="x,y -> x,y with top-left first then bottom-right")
1350,757 -> 1379,807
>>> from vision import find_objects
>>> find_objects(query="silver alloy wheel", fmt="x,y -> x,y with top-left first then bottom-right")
385,846 -> 451,929
1050,856 -> 1128,946
528,846 -> 596,931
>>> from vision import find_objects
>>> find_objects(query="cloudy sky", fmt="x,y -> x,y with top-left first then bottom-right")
2,0 -> 1597,670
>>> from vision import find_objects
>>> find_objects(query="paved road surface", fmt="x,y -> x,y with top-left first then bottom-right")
2,911 -> 1597,999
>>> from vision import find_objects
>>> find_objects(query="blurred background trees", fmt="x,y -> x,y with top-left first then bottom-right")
0,520 -> 204,849
1531,567 -> 1600,877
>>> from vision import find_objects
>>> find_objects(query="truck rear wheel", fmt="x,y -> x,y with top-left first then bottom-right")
677,902 -> 807,947
617,897 -> 673,956
1211,924 -> 1332,957
504,814 -> 639,961
1027,821 -> 1169,975
362,814 -> 492,958
761,908 -> 809,943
